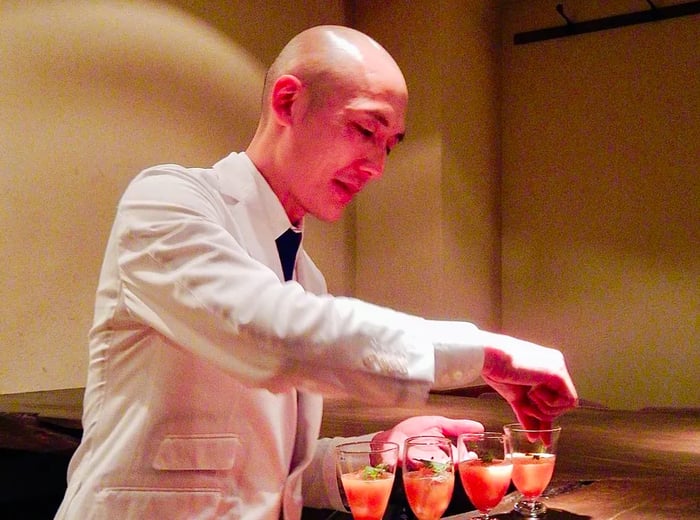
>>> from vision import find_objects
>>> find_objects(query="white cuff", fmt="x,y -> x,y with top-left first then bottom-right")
427,320 -> 485,390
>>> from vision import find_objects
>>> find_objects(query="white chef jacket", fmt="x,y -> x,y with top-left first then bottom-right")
54,152 -> 485,520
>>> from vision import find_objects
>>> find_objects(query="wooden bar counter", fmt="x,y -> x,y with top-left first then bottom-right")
320,392 -> 700,519
1,388 -> 698,519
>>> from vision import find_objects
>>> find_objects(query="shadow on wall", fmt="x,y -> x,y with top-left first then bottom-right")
0,0 -> 265,394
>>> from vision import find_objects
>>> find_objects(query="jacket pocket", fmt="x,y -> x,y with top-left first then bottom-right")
153,433 -> 241,471
95,487 -> 222,519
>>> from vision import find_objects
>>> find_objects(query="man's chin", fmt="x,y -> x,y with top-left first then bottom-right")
311,204 -> 347,223
315,212 -> 345,223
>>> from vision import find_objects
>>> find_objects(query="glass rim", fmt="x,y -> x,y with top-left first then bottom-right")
404,435 -> 453,444
457,431 -> 505,439
503,422 -> 562,433
335,440 -> 400,453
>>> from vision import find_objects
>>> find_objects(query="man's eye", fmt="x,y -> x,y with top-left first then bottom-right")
354,123 -> 374,138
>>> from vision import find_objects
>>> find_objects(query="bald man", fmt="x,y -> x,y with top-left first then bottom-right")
55,26 -> 576,519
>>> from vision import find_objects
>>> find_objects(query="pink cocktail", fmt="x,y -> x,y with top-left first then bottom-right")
504,423 -> 561,518
457,432 -> 512,520
340,470 -> 395,520
403,469 -> 455,519
511,453 -> 556,499
459,459 -> 513,514
336,441 -> 399,520
402,435 -> 455,520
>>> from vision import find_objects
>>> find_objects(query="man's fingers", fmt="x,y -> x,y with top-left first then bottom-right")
509,408 -> 555,442
528,385 -> 578,417
511,395 -> 560,425
512,406 -> 539,432
436,417 -> 484,437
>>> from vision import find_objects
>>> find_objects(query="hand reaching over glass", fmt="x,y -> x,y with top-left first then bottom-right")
479,333 -> 578,430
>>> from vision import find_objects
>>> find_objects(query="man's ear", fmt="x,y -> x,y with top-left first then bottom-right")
271,74 -> 303,126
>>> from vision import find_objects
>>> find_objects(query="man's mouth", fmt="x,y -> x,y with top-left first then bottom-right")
333,178 -> 361,204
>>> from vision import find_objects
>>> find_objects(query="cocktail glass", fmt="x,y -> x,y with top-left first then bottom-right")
457,432 -> 513,519
336,440 -> 399,520
503,423 -> 561,517
402,436 -> 455,520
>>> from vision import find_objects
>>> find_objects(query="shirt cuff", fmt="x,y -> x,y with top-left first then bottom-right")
427,320 -> 485,390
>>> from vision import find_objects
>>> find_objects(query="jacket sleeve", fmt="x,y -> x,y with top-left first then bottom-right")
114,167 -> 485,406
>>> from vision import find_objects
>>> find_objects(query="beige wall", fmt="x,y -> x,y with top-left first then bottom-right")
351,1 -> 503,329
0,0 -> 347,394
3,0 -> 697,410
499,0 -> 699,409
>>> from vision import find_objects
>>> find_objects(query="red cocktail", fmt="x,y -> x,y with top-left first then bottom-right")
504,424 -> 561,518
459,459 -> 512,513
402,435 -> 455,520
403,468 -> 454,519
511,453 -> 556,499
336,441 -> 399,520
457,432 -> 512,520
340,470 -> 394,520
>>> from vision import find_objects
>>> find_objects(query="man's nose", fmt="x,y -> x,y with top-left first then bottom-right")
365,146 -> 386,178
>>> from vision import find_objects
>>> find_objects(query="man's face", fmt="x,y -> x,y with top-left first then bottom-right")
283,79 -> 407,223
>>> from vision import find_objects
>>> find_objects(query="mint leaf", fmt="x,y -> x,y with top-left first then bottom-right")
361,463 -> 390,480
481,452 -> 495,463
417,458 -> 449,473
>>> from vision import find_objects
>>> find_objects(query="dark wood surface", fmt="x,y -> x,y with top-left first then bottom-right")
1,389 -> 699,519
0,389 -> 84,518
0,388 -> 84,423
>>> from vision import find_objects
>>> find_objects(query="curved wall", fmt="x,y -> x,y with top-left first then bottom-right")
0,1 -> 265,392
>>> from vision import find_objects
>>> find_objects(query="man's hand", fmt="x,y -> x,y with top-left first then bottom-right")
480,333 -> 578,430
372,415 -> 483,463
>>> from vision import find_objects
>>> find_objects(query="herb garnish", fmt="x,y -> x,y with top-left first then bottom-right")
524,441 -> 547,460
466,442 -> 495,463
417,458 -> 450,473
361,463 -> 390,480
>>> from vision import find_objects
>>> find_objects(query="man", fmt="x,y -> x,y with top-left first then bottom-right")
55,25 -> 577,519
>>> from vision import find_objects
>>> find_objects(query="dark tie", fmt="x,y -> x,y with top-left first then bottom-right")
275,228 -> 302,281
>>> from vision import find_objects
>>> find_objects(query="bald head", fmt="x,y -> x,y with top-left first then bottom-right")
260,25 -> 406,122
247,25 -> 408,224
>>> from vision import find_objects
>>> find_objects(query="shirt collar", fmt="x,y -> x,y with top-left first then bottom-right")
239,152 -> 303,239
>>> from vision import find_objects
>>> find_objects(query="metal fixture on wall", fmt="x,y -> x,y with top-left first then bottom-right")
514,1 -> 700,44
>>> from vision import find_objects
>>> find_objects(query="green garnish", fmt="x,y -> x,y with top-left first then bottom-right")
533,441 -> 547,453
522,441 -> 547,460
481,452 -> 495,463
466,442 -> 495,463
417,458 -> 450,473
361,463 -> 390,480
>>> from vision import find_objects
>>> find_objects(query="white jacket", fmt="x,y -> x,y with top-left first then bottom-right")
55,152 -> 484,519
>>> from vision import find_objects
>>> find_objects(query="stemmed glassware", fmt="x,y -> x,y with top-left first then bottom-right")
402,436 -> 455,520
457,432 -> 513,519
336,440 -> 399,520
504,423 -> 561,518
